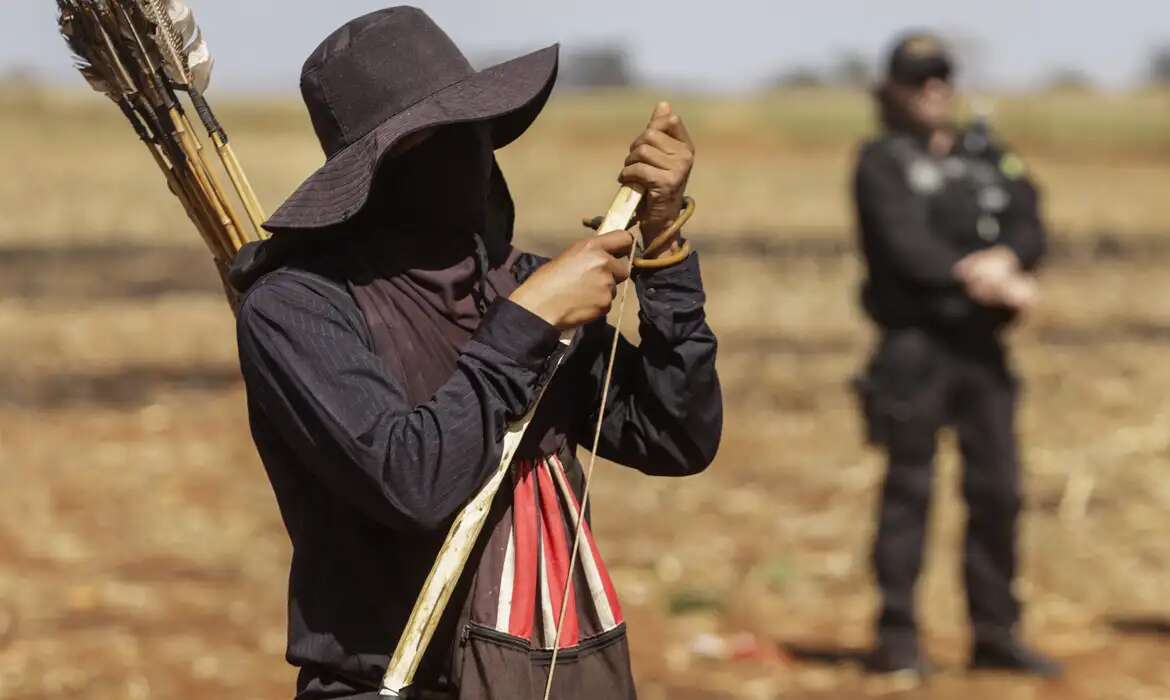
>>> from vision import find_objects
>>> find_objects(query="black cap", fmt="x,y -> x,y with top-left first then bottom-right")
886,32 -> 954,85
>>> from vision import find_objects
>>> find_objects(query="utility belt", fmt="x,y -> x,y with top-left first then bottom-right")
852,326 -> 1010,446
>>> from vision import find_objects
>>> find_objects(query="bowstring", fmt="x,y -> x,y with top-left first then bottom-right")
542,242 -> 638,700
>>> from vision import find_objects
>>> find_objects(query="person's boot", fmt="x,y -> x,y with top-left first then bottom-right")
970,637 -> 1062,677
867,634 -> 933,676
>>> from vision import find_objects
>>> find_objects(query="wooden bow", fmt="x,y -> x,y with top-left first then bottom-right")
379,184 -> 642,697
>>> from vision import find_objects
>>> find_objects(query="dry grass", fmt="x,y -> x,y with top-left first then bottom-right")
3,87 -> 1170,245
2,87 -> 1169,699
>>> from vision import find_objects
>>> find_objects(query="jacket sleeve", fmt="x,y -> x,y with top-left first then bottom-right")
1000,168 -> 1048,271
236,272 -> 562,533
854,145 -> 965,288
568,251 -> 722,476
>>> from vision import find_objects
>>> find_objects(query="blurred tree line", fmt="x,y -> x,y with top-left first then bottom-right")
10,39 -> 1170,94
1149,45 -> 1170,86
766,42 -> 1170,92
771,50 -> 873,89
558,45 -> 633,88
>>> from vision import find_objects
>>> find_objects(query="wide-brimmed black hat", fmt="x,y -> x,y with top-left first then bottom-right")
262,6 -> 558,233
886,32 -> 954,85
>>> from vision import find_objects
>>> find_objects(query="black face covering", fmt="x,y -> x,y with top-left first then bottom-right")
338,122 -> 521,405
227,123 -> 517,295
362,123 -> 494,237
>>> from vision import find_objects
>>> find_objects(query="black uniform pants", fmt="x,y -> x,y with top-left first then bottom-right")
867,328 -> 1022,648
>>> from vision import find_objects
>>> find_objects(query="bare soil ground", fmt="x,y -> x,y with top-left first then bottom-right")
2,241 -> 1169,700
2,88 -> 1169,699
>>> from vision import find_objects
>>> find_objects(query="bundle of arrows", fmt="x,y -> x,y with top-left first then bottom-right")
56,0 -> 265,307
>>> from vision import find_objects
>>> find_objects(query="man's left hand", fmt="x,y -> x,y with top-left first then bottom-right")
619,102 -> 695,255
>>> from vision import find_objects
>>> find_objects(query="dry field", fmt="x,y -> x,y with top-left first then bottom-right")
2,86 -> 1170,699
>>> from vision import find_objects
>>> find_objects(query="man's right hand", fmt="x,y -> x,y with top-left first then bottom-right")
954,245 -> 1018,303
998,274 -> 1038,312
509,229 -> 635,331
953,245 -> 1037,311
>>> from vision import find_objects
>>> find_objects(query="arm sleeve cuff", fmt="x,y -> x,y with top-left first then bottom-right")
634,249 -> 707,337
473,297 -> 561,370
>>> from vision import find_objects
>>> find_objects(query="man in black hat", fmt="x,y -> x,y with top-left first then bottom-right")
852,32 -> 1058,676
231,7 -> 720,699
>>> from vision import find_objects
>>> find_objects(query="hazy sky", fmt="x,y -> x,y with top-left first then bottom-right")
8,1 -> 1170,93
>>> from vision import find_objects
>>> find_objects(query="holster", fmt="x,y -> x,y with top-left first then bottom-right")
852,328 -> 940,447
851,371 -> 889,447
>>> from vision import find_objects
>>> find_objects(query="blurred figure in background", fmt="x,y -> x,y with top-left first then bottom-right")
851,33 -> 1059,677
